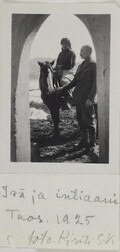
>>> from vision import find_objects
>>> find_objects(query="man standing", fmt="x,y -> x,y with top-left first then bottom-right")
59,45 -> 97,150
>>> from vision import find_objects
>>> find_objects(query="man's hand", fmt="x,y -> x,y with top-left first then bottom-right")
85,99 -> 92,108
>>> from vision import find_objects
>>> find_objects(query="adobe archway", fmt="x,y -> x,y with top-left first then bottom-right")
11,14 -> 110,163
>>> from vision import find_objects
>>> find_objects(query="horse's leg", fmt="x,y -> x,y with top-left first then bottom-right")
50,105 -> 60,135
60,96 -> 70,110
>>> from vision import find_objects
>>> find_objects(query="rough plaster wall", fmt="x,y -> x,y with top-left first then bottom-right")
16,31 -> 36,162
76,15 -> 110,163
11,14 -> 49,161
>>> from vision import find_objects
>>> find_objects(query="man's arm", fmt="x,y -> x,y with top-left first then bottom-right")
60,63 -> 81,92
63,75 -> 76,91
57,74 -> 76,94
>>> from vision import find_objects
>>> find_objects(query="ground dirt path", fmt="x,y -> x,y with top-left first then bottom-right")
30,102 -> 99,163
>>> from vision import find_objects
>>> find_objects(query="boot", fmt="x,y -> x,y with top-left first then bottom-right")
74,130 -> 89,151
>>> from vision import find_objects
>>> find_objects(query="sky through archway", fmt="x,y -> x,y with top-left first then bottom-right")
30,13 -> 96,63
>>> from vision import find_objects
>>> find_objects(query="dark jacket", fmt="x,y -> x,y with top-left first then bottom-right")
56,48 -> 76,70
63,58 -> 96,104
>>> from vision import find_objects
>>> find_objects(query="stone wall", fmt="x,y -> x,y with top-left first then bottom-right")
11,14 -> 49,161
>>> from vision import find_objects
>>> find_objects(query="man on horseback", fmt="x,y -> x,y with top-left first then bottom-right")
54,38 -> 76,109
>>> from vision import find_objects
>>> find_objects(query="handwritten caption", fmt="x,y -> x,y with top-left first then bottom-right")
0,175 -> 119,249
2,186 -> 119,205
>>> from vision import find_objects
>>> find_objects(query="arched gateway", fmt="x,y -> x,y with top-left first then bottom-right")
11,14 -> 110,163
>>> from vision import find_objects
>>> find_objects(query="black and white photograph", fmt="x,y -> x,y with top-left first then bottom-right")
0,2 -> 120,251
11,11 -> 110,163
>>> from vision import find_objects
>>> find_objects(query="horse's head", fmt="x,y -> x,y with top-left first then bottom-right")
38,60 -> 55,75
38,60 -> 55,94
38,61 -> 48,77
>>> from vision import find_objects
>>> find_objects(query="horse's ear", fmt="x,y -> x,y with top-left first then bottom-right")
38,61 -> 43,67
50,60 -> 55,66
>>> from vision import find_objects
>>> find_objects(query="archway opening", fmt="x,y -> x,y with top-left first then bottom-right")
29,14 -> 98,163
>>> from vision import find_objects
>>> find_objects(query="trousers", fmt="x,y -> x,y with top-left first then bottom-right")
76,102 -> 96,130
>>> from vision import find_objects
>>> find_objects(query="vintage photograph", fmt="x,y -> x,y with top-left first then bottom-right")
0,2 -> 119,251
11,12 -> 110,163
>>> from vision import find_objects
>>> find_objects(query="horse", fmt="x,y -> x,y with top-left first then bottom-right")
38,60 -> 64,135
